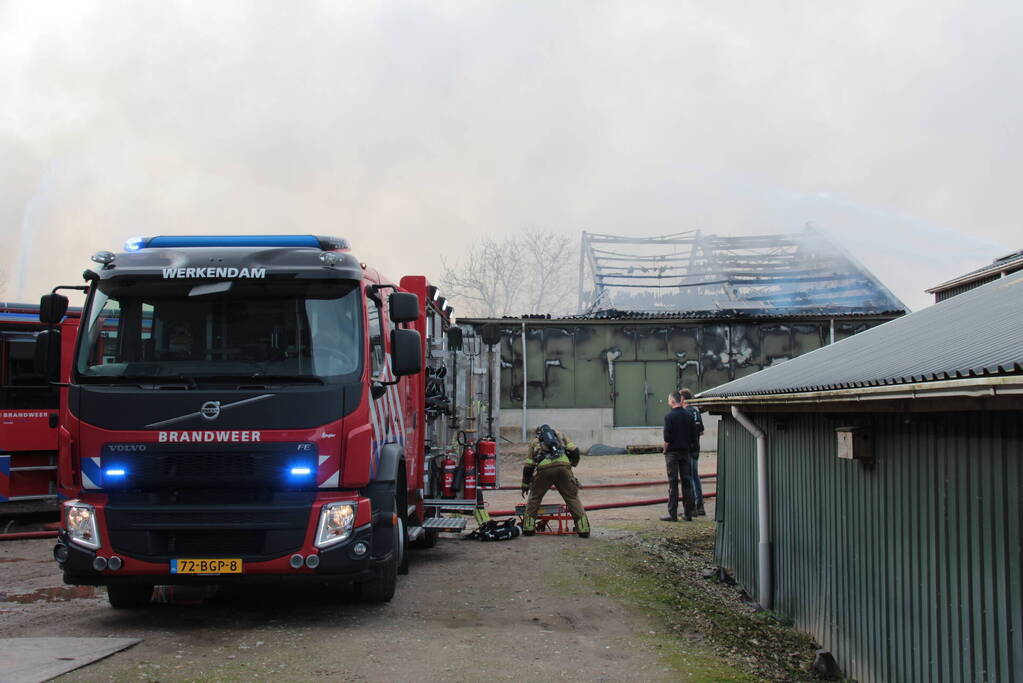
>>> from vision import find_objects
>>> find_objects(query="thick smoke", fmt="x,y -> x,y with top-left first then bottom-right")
1,1 -> 1019,311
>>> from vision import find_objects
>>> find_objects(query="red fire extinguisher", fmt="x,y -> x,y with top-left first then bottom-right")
441,453 -> 458,499
477,439 -> 497,488
461,441 -> 477,501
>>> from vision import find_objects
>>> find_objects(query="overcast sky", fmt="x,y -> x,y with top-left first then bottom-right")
1,0 -> 1020,312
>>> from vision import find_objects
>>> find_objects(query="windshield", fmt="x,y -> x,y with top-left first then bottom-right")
76,279 -> 362,383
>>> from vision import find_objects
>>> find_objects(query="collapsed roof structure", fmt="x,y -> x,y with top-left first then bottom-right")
577,227 -> 906,315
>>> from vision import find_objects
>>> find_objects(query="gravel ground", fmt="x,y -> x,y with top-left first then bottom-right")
0,452 -> 816,682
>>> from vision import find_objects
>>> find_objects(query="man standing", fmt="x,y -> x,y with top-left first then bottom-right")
680,388 -> 706,516
661,391 -> 697,522
521,424 -> 590,538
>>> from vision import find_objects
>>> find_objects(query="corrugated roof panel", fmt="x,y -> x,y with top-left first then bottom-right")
927,250 -> 1023,293
701,270 -> 1023,397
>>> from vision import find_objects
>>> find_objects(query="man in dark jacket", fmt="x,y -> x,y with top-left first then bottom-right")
661,390 -> 697,521
680,388 -> 706,516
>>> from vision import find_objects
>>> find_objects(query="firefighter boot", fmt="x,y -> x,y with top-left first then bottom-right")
575,514 -> 590,538
522,515 -> 536,537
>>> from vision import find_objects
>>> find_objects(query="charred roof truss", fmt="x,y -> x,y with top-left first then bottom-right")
577,228 -> 905,315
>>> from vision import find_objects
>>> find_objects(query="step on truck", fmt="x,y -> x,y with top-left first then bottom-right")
36,235 -> 494,607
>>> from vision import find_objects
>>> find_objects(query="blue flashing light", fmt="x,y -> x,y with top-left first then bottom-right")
146,235 -> 322,249
123,236 -> 147,252
290,467 -> 313,476
105,468 -> 126,477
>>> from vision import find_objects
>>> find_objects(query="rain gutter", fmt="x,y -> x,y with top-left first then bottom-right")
693,376 -> 1023,409
730,406 -> 771,610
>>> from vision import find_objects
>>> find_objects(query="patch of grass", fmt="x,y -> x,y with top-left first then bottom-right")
560,541 -> 753,681
563,524 -> 820,682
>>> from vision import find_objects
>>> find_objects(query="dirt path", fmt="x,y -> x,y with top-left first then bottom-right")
0,454 -> 721,682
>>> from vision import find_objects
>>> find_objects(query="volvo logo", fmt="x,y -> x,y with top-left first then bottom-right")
200,401 -> 222,421
146,394 -> 274,428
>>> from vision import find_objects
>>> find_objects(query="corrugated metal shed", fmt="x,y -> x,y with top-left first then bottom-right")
715,410 -> 1023,683
701,270 -> 1023,397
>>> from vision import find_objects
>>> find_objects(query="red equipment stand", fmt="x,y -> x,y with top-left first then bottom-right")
513,503 -> 576,536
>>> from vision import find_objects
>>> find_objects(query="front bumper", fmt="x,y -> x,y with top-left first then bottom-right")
55,494 -> 394,586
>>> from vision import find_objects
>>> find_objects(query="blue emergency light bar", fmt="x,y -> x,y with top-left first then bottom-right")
105,468 -> 126,477
124,235 -> 349,251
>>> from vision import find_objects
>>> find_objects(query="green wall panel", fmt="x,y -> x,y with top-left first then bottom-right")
715,410 -> 1023,683
539,327 -> 575,408
490,318 -> 892,412
573,326 -> 612,409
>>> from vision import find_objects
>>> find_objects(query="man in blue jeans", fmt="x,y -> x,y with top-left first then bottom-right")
680,388 -> 706,516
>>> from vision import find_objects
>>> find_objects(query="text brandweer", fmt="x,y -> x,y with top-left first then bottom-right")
158,431 -> 261,443
162,267 -> 266,279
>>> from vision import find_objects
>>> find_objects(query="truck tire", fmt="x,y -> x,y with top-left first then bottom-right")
107,584 -> 153,609
396,474 -> 410,576
358,485 -> 401,603
410,529 -> 439,549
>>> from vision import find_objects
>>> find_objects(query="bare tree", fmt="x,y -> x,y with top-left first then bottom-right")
439,229 -> 577,318
519,229 -> 575,315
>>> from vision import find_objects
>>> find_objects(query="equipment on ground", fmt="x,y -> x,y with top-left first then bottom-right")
465,518 -> 520,541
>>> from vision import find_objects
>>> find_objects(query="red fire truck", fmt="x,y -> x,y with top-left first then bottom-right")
0,303 -> 79,507
37,235 -> 497,607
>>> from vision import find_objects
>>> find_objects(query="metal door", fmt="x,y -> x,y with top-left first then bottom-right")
644,362 -> 677,424
613,360 -> 677,427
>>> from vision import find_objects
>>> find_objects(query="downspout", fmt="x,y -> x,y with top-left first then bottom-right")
730,406 -> 771,610
521,321 -> 528,442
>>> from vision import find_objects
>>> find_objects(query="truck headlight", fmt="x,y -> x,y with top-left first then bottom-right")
65,501 -> 101,550
315,502 -> 357,549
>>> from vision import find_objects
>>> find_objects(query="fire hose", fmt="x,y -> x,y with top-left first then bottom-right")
487,491 -> 716,518
496,472 -> 716,491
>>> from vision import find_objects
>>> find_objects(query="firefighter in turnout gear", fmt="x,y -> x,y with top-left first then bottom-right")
521,425 -> 590,538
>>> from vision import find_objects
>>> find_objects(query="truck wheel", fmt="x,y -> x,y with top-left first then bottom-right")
410,529 -> 439,549
396,483 -> 410,576
358,489 -> 401,603
107,584 -> 153,609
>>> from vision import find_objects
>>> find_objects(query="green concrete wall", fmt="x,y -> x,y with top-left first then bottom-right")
477,318 -> 890,425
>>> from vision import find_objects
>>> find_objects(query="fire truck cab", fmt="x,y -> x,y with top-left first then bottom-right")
40,235 -> 442,606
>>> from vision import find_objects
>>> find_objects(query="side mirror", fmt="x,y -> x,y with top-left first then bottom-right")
389,292 -> 420,323
39,293 -> 70,325
390,329 -> 422,377
34,329 -> 62,383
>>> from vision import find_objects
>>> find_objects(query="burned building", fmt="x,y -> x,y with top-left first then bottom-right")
461,229 -> 906,447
